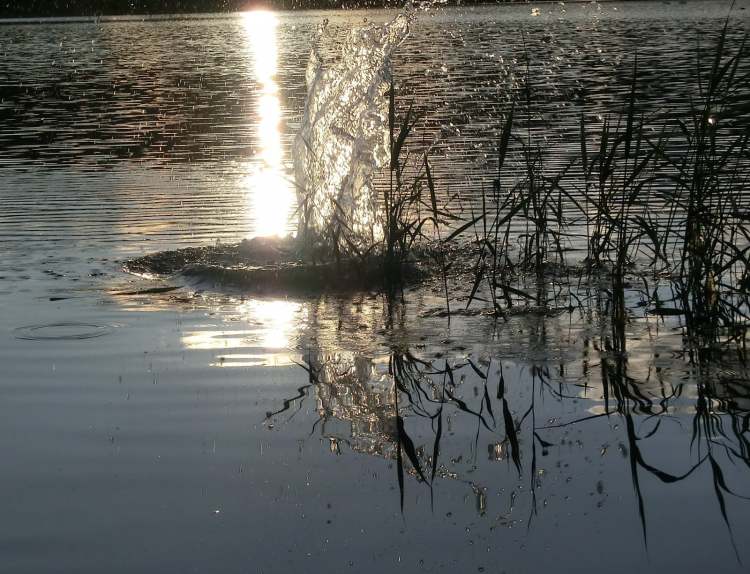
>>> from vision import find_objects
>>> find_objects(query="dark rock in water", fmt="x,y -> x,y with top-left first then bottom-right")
123,236 -> 424,294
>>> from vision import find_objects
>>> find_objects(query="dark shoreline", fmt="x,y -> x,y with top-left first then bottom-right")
0,1 -> 702,21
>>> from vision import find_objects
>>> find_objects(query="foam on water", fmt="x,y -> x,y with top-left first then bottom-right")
293,12 -> 410,256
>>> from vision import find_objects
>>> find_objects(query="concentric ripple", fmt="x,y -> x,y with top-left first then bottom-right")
14,322 -> 116,341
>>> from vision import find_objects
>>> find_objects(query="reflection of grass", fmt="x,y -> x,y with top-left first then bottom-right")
263,330 -> 750,554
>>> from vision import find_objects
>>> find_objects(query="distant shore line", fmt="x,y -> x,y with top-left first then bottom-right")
0,1 -> 715,22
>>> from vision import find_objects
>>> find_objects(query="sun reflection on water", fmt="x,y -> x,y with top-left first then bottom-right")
242,10 -> 294,238
181,298 -> 304,367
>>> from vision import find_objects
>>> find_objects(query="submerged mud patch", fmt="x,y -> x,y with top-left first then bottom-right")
122,236 -> 431,294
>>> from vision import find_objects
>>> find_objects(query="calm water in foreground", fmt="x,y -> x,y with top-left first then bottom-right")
1,2 -> 750,572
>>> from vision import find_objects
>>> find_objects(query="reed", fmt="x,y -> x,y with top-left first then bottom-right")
450,23 -> 750,354
653,20 -> 750,353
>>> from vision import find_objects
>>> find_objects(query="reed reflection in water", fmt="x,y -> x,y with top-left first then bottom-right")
205,290 -> 750,557
242,10 -> 295,238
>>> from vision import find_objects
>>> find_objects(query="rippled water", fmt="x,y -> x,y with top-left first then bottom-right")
1,2 -> 748,245
2,3 -> 750,573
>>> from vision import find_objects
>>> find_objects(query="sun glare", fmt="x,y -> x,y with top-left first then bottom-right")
181,298 -> 304,367
242,10 -> 294,238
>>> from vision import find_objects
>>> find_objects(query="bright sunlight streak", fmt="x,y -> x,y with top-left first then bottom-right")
242,10 -> 294,238
181,298 -> 303,367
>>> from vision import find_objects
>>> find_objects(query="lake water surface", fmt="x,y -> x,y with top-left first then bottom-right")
2,2 -> 750,572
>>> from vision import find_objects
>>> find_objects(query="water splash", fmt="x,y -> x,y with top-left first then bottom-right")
293,13 -> 411,257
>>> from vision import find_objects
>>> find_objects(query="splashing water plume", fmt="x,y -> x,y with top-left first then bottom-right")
294,13 -> 411,257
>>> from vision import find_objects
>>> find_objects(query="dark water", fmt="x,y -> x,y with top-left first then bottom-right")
1,2 -> 750,573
